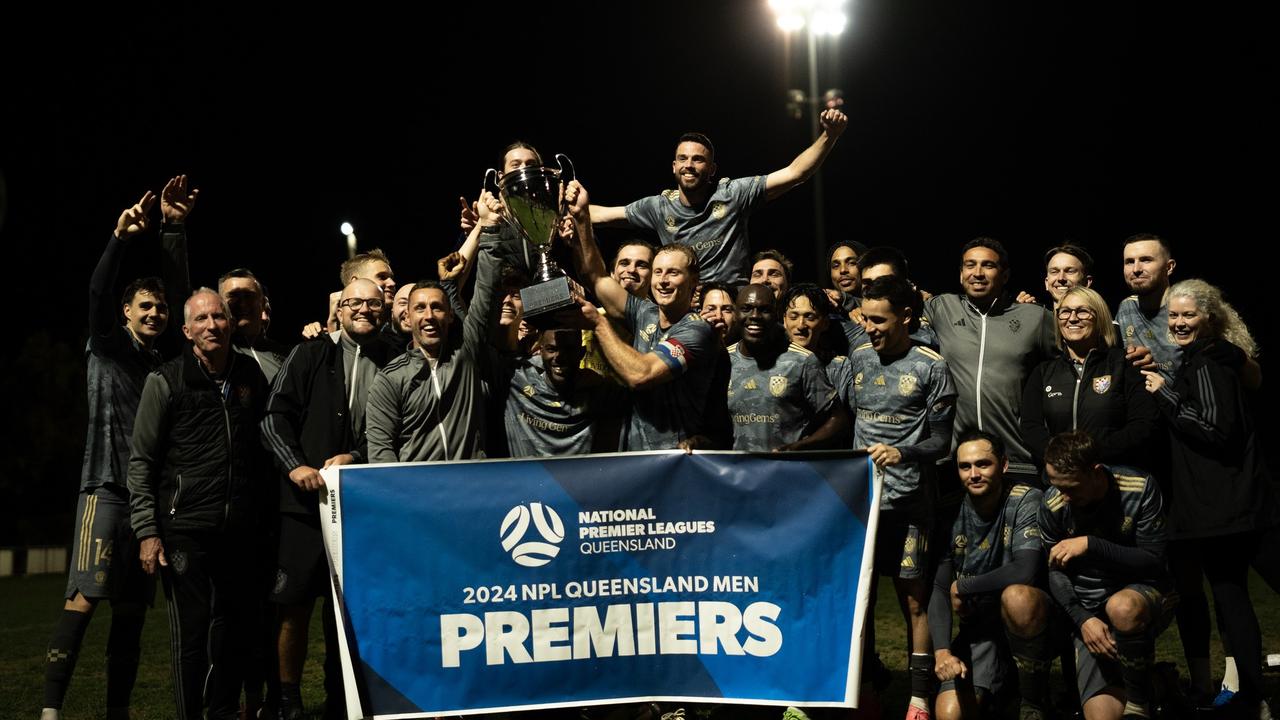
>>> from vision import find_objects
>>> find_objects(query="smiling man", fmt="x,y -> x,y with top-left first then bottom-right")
725,284 -> 846,452
260,277 -> 396,719
568,180 -> 724,451
365,200 -> 503,463
850,275 -> 958,717
588,110 -> 848,285
925,237 -> 1055,484
42,181 -> 193,720
127,288 -> 270,720
498,328 -> 626,457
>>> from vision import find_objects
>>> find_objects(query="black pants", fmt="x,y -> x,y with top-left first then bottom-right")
160,530 -> 259,720
1170,534 -> 1264,700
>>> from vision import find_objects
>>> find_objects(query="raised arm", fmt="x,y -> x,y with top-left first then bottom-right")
587,204 -> 630,227
764,109 -> 848,201
91,191 -> 156,337
566,181 -> 630,319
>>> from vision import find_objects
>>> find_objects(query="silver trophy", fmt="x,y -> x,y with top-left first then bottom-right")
485,154 -> 578,319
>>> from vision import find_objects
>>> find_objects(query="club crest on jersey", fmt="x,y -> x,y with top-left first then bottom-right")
898,374 -> 918,396
1009,319 -> 1021,334
1092,375 -> 1112,394
769,375 -> 788,397
710,201 -> 728,220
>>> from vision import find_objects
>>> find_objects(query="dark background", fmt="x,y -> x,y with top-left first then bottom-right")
1,2 -> 1272,545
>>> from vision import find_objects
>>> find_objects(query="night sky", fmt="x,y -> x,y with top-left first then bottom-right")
2,2 -> 1272,539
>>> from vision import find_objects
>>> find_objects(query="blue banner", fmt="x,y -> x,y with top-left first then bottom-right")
322,451 -> 877,718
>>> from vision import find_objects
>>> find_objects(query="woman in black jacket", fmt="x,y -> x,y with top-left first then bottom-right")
1019,286 -> 1157,469
1143,278 -> 1273,714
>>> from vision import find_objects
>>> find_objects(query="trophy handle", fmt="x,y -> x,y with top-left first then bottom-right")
555,154 -> 576,215
555,154 -> 575,184
483,168 -> 500,196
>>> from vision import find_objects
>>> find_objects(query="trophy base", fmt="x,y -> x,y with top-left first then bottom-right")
519,276 -> 576,320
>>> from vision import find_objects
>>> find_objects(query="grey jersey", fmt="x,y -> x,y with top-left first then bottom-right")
624,176 -> 766,285
950,484 -> 1043,609
849,343 -> 957,509
1115,296 -> 1180,379
726,340 -> 836,451
1038,466 -> 1168,612
503,356 -> 625,458
826,355 -> 855,418
621,294 -> 718,450
924,294 -> 1055,474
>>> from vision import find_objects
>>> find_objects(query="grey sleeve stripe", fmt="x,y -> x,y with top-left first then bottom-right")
261,345 -> 310,471
1173,366 -> 1218,433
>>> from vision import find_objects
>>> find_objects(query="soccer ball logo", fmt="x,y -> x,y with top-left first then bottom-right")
499,503 -> 565,567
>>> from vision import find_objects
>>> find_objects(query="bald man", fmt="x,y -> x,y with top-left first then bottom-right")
260,278 -> 397,718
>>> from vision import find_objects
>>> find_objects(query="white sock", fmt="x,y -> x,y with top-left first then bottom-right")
1189,656 -> 1212,695
1222,655 -> 1240,692
1122,701 -> 1151,718
909,696 -> 929,710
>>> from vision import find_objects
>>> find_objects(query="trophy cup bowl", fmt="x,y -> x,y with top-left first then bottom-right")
496,154 -> 578,320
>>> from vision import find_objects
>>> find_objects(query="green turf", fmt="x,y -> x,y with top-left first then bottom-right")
1,572 -> 1275,719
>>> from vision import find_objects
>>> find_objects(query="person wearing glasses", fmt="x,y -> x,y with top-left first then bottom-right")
1019,286 -> 1157,471
259,278 -> 396,720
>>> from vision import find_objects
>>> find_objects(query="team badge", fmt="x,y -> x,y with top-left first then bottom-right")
95,571 -> 106,584
522,385 -> 535,398
1125,325 -> 1136,338
898,374 -> 918,396
769,375 -> 788,397
274,570 -> 288,595
1092,375 -> 1112,394
1121,517 -> 1134,535
1009,319 -> 1021,334
171,550 -> 188,575
236,385 -> 251,400
710,201 -> 728,220
903,535 -> 917,554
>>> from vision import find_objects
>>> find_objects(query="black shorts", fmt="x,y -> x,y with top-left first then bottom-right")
874,507 -> 931,580
66,486 -> 155,605
1073,584 -> 1175,704
271,513 -> 330,605
939,610 -> 1013,696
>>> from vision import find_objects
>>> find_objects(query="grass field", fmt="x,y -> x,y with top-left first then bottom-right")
1,573 -> 1275,720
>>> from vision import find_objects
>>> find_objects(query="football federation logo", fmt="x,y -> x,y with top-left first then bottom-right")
769,375 -> 788,397
500,503 -> 565,567
710,201 -> 728,219
1092,375 -> 1112,394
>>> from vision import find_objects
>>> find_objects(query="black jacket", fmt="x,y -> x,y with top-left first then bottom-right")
1154,339 -> 1275,539
127,348 -> 269,538
260,334 -> 395,515
1020,345 -> 1157,470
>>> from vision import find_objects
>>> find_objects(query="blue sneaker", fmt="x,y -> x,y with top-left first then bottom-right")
1212,687 -> 1237,708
